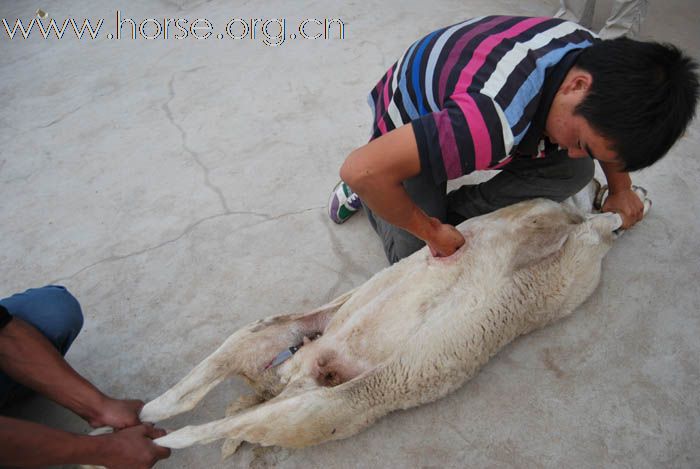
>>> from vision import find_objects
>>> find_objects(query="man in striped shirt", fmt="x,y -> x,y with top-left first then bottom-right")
328,16 -> 698,264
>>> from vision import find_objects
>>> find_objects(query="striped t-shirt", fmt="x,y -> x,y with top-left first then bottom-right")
367,16 -> 598,184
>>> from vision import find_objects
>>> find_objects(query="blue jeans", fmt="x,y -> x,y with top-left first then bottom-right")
0,285 -> 84,406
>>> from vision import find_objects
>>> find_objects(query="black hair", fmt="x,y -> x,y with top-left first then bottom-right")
574,37 -> 699,171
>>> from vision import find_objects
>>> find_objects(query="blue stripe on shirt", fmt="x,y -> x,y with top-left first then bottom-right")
411,30 -> 440,116
398,40 -> 421,120
504,40 -> 592,131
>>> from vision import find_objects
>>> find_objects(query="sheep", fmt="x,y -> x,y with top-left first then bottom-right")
137,188 -> 649,456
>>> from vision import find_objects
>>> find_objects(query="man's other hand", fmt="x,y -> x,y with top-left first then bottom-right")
99,423 -> 171,469
90,397 -> 144,430
602,188 -> 645,229
426,218 -> 466,257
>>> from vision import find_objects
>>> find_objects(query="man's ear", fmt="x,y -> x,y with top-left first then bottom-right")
562,68 -> 593,95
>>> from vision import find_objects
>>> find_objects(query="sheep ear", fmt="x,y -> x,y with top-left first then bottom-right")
511,218 -> 576,270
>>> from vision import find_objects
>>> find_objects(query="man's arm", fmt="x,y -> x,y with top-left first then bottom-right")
340,124 -> 465,257
0,416 -> 169,468
599,161 -> 645,229
0,315 -> 140,429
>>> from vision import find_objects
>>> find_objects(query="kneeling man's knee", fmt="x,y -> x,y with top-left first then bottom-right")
44,286 -> 84,335
28,285 -> 84,353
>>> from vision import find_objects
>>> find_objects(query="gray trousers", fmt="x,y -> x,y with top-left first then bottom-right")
555,0 -> 649,39
365,151 -> 595,264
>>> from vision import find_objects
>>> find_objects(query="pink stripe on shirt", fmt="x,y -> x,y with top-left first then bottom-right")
433,110 -> 462,179
449,94 -> 489,170
376,65 -> 394,135
451,17 -> 548,170
437,16 -> 511,106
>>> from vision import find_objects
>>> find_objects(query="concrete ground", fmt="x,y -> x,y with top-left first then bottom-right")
1,0 -> 698,467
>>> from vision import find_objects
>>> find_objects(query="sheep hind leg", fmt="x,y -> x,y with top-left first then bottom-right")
221,394 -> 264,459
154,333 -> 480,452
153,369 -> 384,450
139,288 -> 356,423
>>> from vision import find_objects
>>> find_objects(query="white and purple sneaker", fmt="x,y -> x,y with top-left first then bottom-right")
328,180 -> 362,224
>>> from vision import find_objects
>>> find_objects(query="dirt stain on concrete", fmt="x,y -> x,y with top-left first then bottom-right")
249,445 -> 292,469
540,347 -> 566,379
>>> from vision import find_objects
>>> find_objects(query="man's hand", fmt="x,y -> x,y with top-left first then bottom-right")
89,397 -> 144,429
599,161 -> 644,229
0,417 -> 170,468
602,188 -> 645,229
425,217 -> 466,257
98,423 -> 171,469
0,317 -> 149,431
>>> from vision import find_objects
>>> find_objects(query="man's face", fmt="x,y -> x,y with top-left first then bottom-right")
545,68 -> 622,165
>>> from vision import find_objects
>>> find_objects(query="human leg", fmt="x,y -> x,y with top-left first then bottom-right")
365,171 -> 447,264
446,151 -> 595,225
598,0 -> 649,39
0,285 -> 84,406
555,0 -> 596,29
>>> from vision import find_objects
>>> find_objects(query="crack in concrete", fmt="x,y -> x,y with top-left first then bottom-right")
36,103 -> 87,129
443,419 -> 472,447
6,61 -> 175,138
2,100 -> 91,137
310,259 -> 342,276
266,205 -> 323,222
51,212 -> 238,284
51,205 -> 325,283
162,67 -> 233,213
1,171 -> 37,184
319,211 -> 372,300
